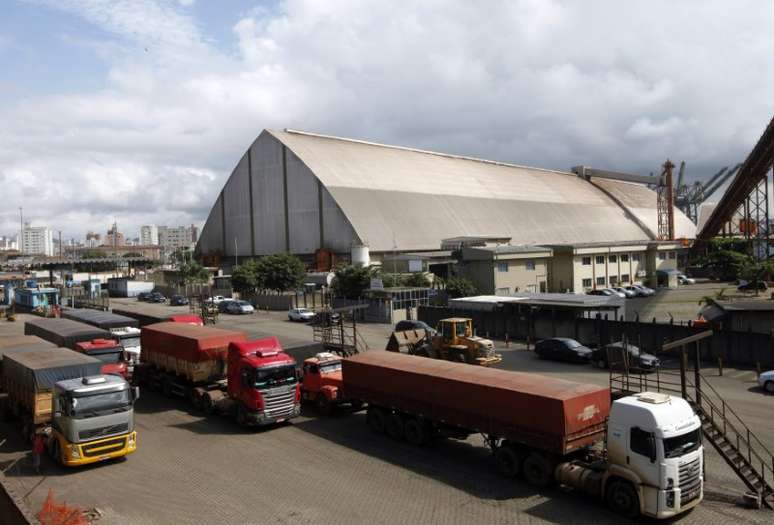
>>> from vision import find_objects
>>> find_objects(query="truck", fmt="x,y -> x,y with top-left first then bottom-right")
387,317 -> 501,366
342,352 -> 703,519
112,308 -> 204,328
60,308 -> 142,367
0,335 -> 55,380
300,352 -> 362,414
2,346 -> 138,466
137,323 -> 301,426
25,317 -> 132,377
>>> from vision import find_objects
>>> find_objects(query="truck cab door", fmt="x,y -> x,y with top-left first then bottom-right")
629,426 -> 661,511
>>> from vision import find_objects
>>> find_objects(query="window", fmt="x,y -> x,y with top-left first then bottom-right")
525,260 -> 536,270
658,252 -> 667,260
632,253 -> 641,262
621,274 -> 630,283
669,251 -> 676,259
595,255 -> 605,264
582,278 -> 592,288
610,276 -> 618,285
609,254 -> 617,263
621,254 -> 629,262
582,256 -> 591,266
497,262 -> 508,272
596,276 -> 606,286
630,427 -> 654,458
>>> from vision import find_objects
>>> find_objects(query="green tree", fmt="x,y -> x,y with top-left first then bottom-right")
404,272 -> 431,288
255,253 -> 306,293
231,260 -> 262,293
331,264 -> 376,299
123,252 -> 143,258
445,276 -> 478,298
178,260 -> 210,285
80,250 -> 108,259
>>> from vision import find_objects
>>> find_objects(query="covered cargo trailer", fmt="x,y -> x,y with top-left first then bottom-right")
343,351 -> 609,455
0,337 -> 57,387
112,309 -> 203,327
140,322 -> 246,383
24,318 -> 113,350
3,347 -> 103,425
61,308 -> 139,329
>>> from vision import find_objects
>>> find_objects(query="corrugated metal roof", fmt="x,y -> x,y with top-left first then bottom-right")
267,129 -> 696,252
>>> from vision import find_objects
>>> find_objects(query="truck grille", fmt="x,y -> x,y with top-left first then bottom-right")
82,436 -> 127,458
263,388 -> 296,419
79,423 -> 129,441
678,457 -> 702,505
478,346 -> 495,358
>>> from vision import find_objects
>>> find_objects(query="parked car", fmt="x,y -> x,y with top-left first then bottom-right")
591,342 -> 660,371
737,280 -> 768,292
534,338 -> 592,363
225,300 -> 255,315
758,370 -> 774,393
627,284 -> 655,297
148,292 -> 166,303
206,295 -> 227,304
678,274 -> 696,285
394,319 -> 437,336
611,286 -> 636,298
137,291 -> 151,301
170,294 -> 189,306
288,308 -> 316,322
218,300 -> 236,313
603,288 -> 626,298
587,289 -> 614,296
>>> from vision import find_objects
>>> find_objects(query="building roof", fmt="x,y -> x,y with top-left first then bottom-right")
449,293 -> 623,311
468,244 -> 552,255
713,300 -> 774,312
267,129 -> 696,253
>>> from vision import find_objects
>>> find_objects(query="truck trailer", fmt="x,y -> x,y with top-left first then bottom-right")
2,346 -> 138,466
60,308 -> 142,366
137,323 -> 301,426
25,318 -> 112,349
342,352 -> 703,519
0,335 -> 55,381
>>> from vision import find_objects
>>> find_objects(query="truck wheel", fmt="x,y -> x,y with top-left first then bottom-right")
50,439 -> 62,466
350,400 -> 364,411
162,378 -> 174,397
386,413 -> 405,440
200,393 -> 215,415
455,352 -> 467,363
367,408 -> 387,434
236,404 -> 248,426
606,479 -> 639,518
404,418 -> 428,446
316,394 -> 332,416
494,446 -> 521,478
522,452 -> 553,488
188,388 -> 201,409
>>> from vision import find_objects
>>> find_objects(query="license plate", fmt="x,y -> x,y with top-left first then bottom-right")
277,418 -> 285,423
685,489 -> 698,501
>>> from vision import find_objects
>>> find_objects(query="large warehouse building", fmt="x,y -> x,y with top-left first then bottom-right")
197,129 -> 695,292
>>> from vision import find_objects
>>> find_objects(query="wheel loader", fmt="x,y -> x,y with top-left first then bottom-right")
386,317 -> 501,366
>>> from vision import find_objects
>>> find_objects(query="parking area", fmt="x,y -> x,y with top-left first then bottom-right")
1,304 -> 773,524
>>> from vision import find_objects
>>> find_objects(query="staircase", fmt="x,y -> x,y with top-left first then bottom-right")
610,365 -> 774,508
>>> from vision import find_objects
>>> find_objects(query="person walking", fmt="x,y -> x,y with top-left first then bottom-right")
32,432 -> 45,474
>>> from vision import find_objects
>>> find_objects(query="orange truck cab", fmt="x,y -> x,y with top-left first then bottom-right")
74,339 -> 129,379
301,352 -> 362,414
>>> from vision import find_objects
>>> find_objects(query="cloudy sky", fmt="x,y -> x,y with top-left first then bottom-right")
1,0 -> 773,240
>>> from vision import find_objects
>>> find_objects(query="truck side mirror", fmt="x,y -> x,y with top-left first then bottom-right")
132,386 -> 141,401
647,435 -> 656,463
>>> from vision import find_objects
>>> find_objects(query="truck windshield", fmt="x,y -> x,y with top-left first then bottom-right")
120,336 -> 140,348
663,428 -> 701,458
254,365 -> 297,389
456,323 -> 467,337
91,351 -> 122,364
319,361 -> 342,374
70,390 -> 131,418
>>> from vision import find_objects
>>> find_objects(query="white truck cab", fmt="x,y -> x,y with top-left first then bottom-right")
110,326 -> 142,369
606,392 -> 703,518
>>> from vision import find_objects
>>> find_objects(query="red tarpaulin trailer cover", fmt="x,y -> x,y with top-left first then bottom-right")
343,352 -> 611,454
141,322 -> 246,363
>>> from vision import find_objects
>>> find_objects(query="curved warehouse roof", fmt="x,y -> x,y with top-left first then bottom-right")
197,129 -> 695,257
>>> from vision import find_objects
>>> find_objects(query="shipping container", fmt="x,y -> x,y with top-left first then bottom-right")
343,351 -> 610,455
24,318 -> 113,350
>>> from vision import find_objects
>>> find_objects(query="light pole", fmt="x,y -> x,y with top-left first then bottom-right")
234,237 -> 238,267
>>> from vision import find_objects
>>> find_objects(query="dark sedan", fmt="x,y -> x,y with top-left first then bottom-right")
591,342 -> 660,371
534,338 -> 592,363
170,294 -> 189,306
148,292 -> 166,303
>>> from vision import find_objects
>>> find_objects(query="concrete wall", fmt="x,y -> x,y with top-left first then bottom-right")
493,258 -> 548,294
198,132 -> 359,259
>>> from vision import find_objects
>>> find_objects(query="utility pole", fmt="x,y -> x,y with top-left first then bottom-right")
234,237 -> 239,267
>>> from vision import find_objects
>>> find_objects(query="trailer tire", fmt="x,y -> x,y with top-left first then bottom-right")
404,418 -> 429,446
236,403 -> 248,426
50,439 -> 62,466
522,452 -> 553,488
200,392 -> 215,415
350,400 -> 364,411
162,377 -> 174,397
367,407 -> 387,434
386,413 -> 405,440
606,479 -> 639,518
494,446 -> 521,478
316,393 -> 332,416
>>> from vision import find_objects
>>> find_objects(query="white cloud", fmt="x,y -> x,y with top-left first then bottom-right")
2,0 -> 774,239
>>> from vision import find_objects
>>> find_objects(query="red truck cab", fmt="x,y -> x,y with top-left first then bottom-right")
301,352 -> 361,414
74,338 -> 129,379
168,314 -> 204,326
227,337 -> 301,426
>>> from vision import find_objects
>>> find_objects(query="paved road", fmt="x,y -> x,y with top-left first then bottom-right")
1,306 -> 772,524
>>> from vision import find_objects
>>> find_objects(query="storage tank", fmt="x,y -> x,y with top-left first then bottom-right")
351,243 -> 370,267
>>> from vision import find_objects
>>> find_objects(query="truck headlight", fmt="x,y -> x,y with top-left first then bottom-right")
128,433 -> 135,446
70,445 -> 81,459
666,491 -> 675,508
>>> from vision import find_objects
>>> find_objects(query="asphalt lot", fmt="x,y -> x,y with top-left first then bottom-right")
1,301 -> 773,524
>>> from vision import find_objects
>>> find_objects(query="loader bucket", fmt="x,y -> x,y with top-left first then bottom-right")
386,329 -> 428,353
